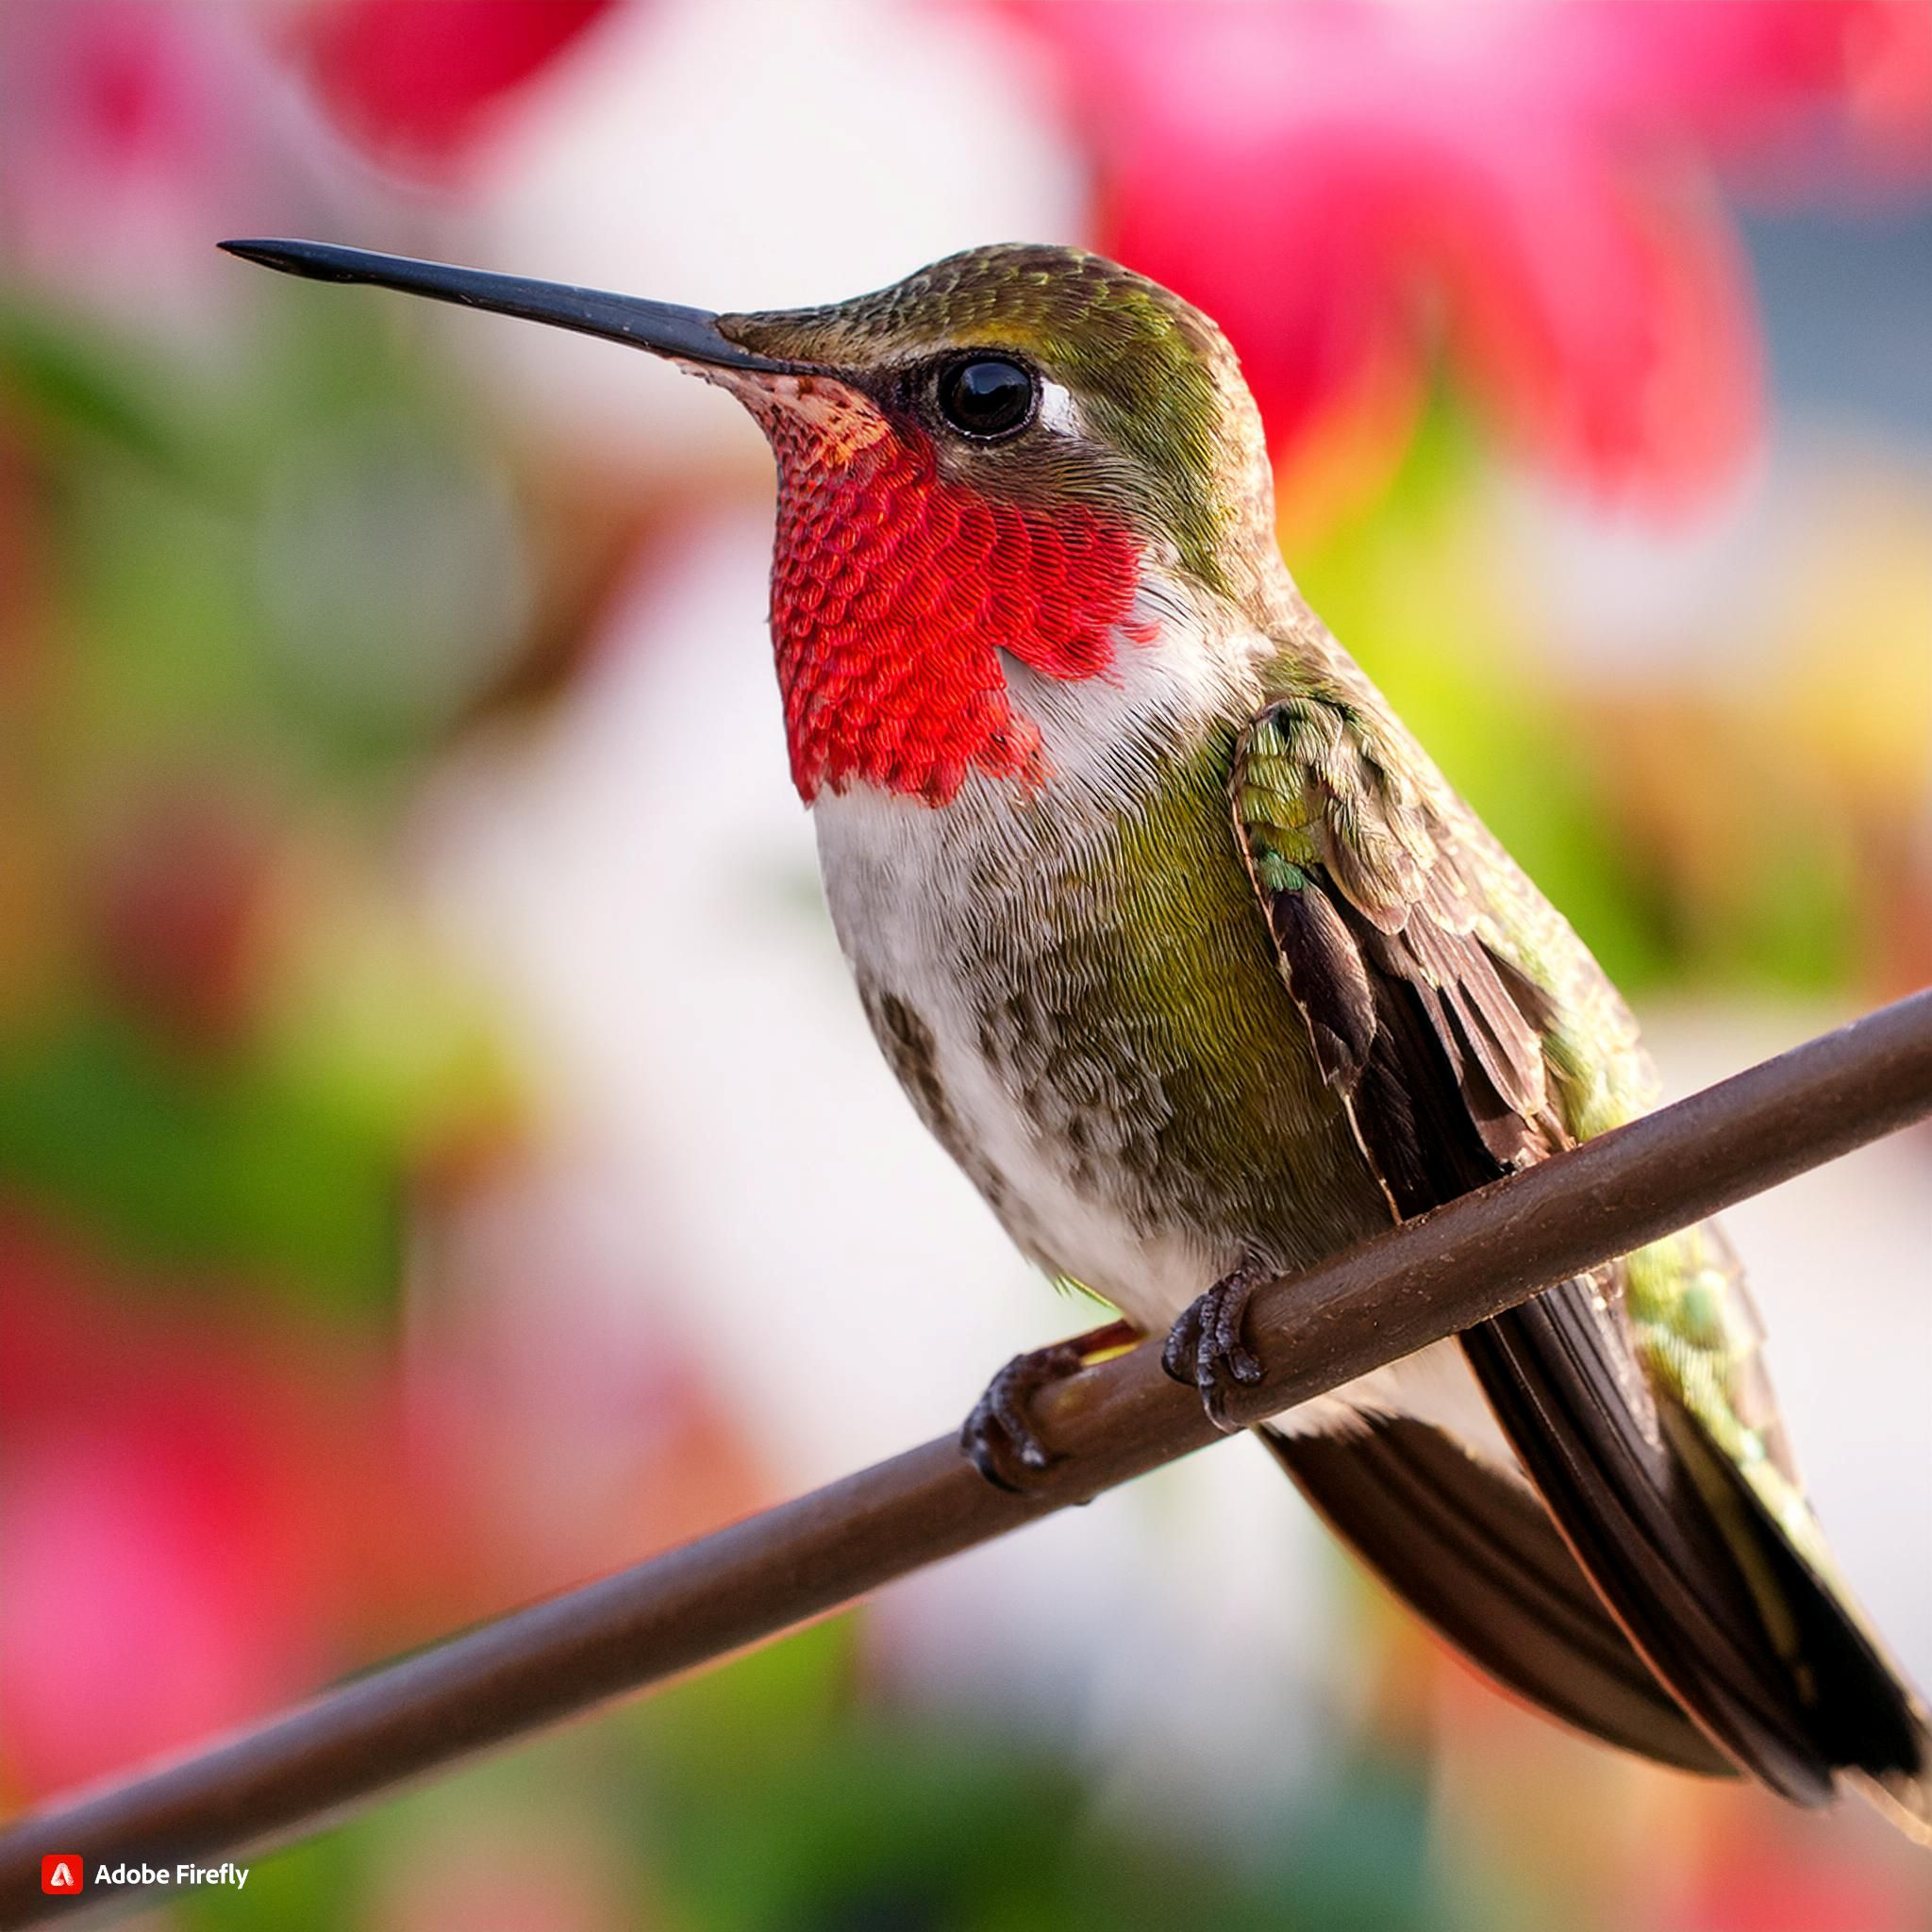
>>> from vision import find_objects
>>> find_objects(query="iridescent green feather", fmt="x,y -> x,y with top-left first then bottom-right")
1231,649 -> 1838,1579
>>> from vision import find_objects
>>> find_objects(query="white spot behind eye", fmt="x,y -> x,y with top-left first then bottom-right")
1037,378 -> 1083,438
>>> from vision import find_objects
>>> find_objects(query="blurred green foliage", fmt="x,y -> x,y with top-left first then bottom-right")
1,277 -> 520,1313
158,1620 -> 1483,1932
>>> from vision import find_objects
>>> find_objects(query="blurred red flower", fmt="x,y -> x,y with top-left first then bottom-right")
1002,0 -> 1932,526
289,0 -> 624,176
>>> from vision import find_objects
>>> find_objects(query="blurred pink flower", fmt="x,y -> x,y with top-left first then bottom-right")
288,0 -> 625,176
1001,1 -> 1932,526
0,1193 -> 774,1802
0,2 -> 287,319
402,1177 -> 775,1597
0,1223 -> 441,1797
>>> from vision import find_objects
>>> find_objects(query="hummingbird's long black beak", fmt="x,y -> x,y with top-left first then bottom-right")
218,238 -> 796,374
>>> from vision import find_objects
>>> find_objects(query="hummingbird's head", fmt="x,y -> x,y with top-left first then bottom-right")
222,239 -> 1282,808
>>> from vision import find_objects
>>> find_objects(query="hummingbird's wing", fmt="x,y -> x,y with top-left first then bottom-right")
1229,685 -> 1931,1830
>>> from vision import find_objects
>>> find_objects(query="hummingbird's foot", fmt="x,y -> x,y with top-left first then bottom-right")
959,1319 -> 1140,1491
1161,1261 -> 1269,1432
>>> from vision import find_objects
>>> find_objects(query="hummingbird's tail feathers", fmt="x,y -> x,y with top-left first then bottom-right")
1848,1772 -> 1932,1849
1462,1278 -> 1932,1822
1262,1416 -> 1733,1776
1657,1388 -> 1932,1845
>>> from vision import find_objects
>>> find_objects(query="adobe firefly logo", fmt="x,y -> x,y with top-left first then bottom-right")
41,1855 -> 84,1895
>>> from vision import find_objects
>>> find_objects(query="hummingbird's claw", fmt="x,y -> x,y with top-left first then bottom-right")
958,1319 -> 1140,1491
1162,1262 -> 1268,1432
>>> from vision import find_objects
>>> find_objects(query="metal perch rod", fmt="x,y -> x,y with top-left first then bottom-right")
3,990 -> 1929,1927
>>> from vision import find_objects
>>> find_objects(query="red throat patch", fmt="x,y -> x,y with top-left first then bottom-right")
749,382 -> 1145,805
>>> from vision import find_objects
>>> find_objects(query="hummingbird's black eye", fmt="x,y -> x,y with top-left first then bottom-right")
936,356 -> 1037,441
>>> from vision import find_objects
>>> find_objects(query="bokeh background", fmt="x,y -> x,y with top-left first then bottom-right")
2,2 -> 1929,1926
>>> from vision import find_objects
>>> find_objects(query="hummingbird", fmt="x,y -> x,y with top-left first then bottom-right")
224,235 -> 1929,1837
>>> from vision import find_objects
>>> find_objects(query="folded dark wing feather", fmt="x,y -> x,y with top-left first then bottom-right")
1230,691 -> 1929,1813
